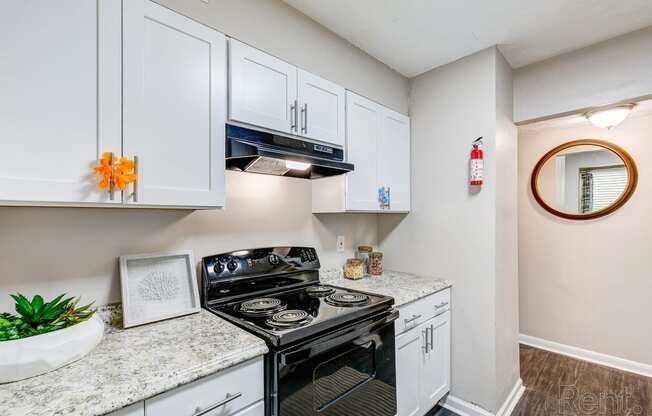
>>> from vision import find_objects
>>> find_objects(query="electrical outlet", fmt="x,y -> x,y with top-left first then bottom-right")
336,235 -> 345,253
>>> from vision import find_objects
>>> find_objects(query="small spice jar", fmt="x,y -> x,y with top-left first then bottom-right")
369,252 -> 384,276
344,258 -> 365,280
357,245 -> 373,275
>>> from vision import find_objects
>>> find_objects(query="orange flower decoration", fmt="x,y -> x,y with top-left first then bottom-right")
93,152 -> 113,189
114,156 -> 137,191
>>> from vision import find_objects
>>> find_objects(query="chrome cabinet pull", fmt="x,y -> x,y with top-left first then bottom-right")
435,301 -> 449,309
108,152 -> 115,201
404,314 -> 422,324
301,103 -> 308,134
422,327 -> 429,352
290,100 -> 298,132
131,155 -> 139,203
193,392 -> 242,416
429,324 -> 434,352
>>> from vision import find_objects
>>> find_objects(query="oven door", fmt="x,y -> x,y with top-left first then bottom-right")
269,310 -> 398,416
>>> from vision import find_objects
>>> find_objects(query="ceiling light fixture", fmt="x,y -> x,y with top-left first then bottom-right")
285,160 -> 311,171
585,104 -> 636,129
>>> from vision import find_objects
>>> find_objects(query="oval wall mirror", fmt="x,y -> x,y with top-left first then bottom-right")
531,139 -> 638,220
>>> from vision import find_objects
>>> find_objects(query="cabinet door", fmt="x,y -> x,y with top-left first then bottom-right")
345,91 -> 381,211
107,402 -> 144,416
420,311 -> 451,409
0,0 -> 121,205
229,39 -> 297,135
232,401 -> 264,416
378,109 -> 411,212
297,69 -> 345,147
123,0 -> 226,207
396,328 -> 424,416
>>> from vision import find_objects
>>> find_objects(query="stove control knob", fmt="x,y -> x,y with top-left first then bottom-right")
227,260 -> 239,272
213,262 -> 225,274
268,254 -> 280,266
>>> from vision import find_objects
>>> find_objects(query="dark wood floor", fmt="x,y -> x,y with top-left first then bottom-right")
434,344 -> 652,416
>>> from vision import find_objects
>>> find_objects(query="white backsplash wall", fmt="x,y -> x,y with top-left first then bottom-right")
0,171 -> 377,311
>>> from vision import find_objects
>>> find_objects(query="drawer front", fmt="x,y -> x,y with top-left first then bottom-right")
396,289 -> 451,335
145,357 -> 263,416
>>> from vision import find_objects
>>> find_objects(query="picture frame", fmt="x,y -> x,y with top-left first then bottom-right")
119,250 -> 200,328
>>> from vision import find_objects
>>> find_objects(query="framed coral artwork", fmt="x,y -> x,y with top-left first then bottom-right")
119,251 -> 200,328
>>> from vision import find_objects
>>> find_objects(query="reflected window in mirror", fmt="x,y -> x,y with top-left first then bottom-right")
531,140 -> 637,220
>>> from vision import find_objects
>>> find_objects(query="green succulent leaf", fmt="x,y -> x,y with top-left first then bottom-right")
2,293 -> 96,342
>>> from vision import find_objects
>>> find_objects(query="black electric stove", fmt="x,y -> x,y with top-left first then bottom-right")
202,247 -> 398,416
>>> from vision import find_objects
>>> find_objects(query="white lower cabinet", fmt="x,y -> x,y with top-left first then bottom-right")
108,357 -> 263,416
396,290 -> 451,416
144,357 -> 263,416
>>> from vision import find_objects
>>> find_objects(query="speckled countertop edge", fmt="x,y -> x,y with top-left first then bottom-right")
321,268 -> 452,307
0,307 -> 268,416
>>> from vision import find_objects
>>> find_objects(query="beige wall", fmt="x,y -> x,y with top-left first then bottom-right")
0,0 -> 408,311
154,0 -> 409,114
514,26 -> 652,124
519,112 -> 652,365
378,47 -> 519,413
494,50 -> 520,407
0,172 -> 378,311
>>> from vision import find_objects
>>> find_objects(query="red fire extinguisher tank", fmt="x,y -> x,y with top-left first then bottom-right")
470,138 -> 483,186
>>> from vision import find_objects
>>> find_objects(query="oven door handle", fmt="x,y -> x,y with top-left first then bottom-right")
281,310 -> 398,366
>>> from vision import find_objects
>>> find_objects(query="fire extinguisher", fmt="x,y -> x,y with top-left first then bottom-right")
470,137 -> 483,186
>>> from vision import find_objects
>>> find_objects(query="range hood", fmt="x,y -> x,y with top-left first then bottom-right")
225,124 -> 354,179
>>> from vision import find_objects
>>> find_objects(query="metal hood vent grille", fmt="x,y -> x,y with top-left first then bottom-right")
226,124 -> 354,179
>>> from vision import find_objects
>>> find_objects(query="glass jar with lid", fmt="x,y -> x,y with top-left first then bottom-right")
356,245 -> 373,276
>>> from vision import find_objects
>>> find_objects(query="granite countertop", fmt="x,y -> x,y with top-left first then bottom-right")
322,269 -> 452,307
0,307 -> 268,416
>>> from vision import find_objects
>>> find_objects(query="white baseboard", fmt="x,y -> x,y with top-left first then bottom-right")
519,334 -> 652,378
440,378 -> 524,416
495,378 -> 525,416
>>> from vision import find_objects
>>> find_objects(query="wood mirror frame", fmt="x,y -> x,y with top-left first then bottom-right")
531,139 -> 638,220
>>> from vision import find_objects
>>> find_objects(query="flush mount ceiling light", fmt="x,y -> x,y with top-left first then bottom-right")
585,104 -> 636,129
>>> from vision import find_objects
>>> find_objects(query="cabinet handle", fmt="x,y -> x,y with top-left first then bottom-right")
435,301 -> 449,309
422,327 -> 429,352
108,152 -> 115,201
404,314 -> 421,324
291,100 -> 298,132
428,324 -> 434,352
301,103 -> 308,134
193,392 -> 242,416
131,155 -> 139,203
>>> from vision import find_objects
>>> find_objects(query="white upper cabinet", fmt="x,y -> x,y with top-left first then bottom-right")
0,0 -> 122,205
228,40 -> 345,147
123,0 -> 226,207
312,91 -> 410,213
345,93 -> 382,211
379,109 -> 411,212
297,70 -> 345,147
229,39 -> 297,135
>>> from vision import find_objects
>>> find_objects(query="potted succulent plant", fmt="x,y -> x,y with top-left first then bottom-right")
0,294 -> 104,383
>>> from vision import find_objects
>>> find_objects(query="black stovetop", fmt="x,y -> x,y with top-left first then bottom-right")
207,283 -> 393,347
201,247 -> 394,348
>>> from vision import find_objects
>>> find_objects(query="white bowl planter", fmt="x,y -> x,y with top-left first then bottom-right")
0,315 -> 104,383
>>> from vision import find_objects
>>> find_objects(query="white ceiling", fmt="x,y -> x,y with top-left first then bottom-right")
283,0 -> 652,77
